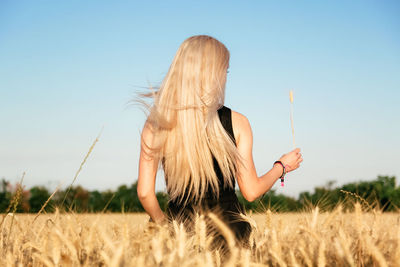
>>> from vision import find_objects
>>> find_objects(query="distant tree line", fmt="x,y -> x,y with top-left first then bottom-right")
0,175 -> 398,213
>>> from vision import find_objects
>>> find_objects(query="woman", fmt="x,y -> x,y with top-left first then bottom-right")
136,35 -> 303,250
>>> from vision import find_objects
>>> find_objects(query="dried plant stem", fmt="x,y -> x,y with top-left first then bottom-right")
6,171 -> 25,248
340,189 -> 373,211
208,212 -> 238,267
61,126 -> 103,209
31,184 -> 62,224
0,187 -> 18,229
101,193 -> 116,213
1,211 -> 399,265
289,90 -> 296,149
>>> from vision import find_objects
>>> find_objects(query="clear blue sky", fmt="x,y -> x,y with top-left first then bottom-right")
1,0 -> 399,198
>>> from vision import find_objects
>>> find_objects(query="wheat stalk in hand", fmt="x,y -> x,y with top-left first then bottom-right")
289,90 -> 295,149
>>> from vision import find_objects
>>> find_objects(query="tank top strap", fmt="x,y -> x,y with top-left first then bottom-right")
217,105 -> 236,144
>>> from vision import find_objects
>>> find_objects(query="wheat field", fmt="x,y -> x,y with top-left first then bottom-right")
1,202 -> 399,267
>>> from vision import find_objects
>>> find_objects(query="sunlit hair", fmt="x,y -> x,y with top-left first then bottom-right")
135,35 -> 244,206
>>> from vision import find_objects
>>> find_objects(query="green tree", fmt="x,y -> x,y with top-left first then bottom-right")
0,178 -> 12,212
29,186 -> 51,213
88,190 -> 104,212
156,191 -> 169,212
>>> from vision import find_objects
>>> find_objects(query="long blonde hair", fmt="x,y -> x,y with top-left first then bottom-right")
136,35 -> 243,206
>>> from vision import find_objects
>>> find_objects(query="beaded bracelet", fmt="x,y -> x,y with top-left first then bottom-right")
273,160 -> 287,187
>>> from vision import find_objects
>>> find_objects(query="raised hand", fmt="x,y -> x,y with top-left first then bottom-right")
279,148 -> 303,172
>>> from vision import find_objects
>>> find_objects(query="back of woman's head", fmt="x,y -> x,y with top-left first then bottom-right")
166,35 -> 229,113
137,35 -> 242,206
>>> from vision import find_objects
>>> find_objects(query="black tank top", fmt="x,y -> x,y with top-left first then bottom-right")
165,105 -> 238,205
164,105 -> 252,248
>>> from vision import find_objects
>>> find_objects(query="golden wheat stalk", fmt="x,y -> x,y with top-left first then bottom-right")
6,172 -> 25,247
61,126 -> 103,208
289,90 -> 296,149
207,212 -> 238,267
339,189 -> 373,211
0,172 -> 25,229
31,184 -> 62,224
2,211 -> 400,265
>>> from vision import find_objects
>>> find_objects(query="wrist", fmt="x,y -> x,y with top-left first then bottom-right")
273,162 -> 284,177
273,161 -> 286,178
273,161 -> 287,188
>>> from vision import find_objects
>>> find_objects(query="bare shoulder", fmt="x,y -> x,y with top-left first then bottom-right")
231,110 -> 252,143
141,120 -> 156,145
231,110 -> 249,125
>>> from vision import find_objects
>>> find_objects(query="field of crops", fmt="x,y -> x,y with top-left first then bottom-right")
1,203 -> 399,266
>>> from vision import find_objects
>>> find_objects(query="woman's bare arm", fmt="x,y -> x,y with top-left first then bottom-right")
137,122 -> 166,223
231,110 -> 302,202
